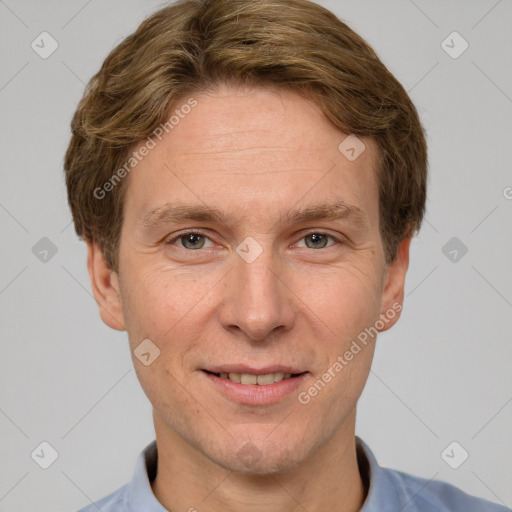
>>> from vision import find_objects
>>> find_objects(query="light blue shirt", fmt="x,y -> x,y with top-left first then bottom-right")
77,437 -> 509,511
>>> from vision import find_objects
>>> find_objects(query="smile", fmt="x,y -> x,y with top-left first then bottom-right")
204,370 -> 302,386
201,368 -> 309,406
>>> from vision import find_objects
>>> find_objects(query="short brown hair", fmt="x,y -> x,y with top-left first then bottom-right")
64,0 -> 427,272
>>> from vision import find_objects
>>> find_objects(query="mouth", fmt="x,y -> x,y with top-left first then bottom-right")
201,367 -> 309,406
202,369 -> 306,386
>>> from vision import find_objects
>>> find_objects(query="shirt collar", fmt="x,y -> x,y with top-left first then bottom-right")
125,436 -> 413,512
357,436 -> 420,512
125,439 -> 167,511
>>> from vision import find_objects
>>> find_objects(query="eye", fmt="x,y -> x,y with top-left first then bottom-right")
165,230 -> 341,251
296,232 -> 338,249
166,231 -> 214,250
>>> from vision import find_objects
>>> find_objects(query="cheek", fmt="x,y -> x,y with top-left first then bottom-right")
121,263 -> 206,339
319,349 -> 375,434
120,264 -> 222,391
120,268 -> 205,415
295,263 -> 383,338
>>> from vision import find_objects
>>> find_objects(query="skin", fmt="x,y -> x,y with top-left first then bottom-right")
87,83 -> 411,512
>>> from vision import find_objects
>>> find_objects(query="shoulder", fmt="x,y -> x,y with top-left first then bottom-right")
75,440 -> 159,512
385,467 -> 510,512
357,437 -> 509,512
76,484 -> 128,512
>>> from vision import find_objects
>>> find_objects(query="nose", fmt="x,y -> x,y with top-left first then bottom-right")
218,244 -> 296,342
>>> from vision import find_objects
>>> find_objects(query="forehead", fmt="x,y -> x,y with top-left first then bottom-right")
124,84 -> 379,227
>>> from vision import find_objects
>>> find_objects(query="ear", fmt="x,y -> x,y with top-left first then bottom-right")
86,241 -> 126,331
377,236 -> 411,333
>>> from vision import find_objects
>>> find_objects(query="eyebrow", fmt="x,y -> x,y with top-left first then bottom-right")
140,200 -> 368,230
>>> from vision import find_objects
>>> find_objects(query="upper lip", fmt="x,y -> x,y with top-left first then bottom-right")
203,364 -> 307,375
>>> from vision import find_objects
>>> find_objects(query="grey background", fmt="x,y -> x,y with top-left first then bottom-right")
0,0 -> 511,510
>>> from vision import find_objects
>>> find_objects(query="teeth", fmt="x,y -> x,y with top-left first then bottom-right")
257,374 -> 274,385
228,372 -> 241,383
216,372 -> 297,385
240,373 -> 258,385
273,372 -> 285,383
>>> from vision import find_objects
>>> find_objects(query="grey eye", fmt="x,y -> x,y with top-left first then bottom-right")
181,233 -> 206,249
304,233 -> 330,249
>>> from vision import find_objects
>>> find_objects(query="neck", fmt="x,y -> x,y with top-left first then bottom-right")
150,411 -> 366,512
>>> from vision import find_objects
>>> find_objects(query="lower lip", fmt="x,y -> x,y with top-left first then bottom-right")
202,371 -> 309,406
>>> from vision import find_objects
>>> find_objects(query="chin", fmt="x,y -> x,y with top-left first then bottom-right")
205,436 -> 309,475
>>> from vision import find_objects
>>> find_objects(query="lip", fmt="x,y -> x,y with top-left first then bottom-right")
204,364 -> 306,374
201,369 -> 309,406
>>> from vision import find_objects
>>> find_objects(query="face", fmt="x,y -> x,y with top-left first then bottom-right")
88,84 -> 409,474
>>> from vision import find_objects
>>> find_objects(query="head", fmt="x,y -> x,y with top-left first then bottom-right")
64,0 -> 427,474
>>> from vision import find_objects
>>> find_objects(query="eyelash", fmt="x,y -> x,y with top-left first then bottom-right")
165,230 -> 341,250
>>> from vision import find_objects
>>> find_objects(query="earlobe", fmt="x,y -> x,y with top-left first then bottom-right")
378,236 -> 411,333
86,241 -> 126,331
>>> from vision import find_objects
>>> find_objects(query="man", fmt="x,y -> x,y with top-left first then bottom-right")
64,0 -> 508,510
